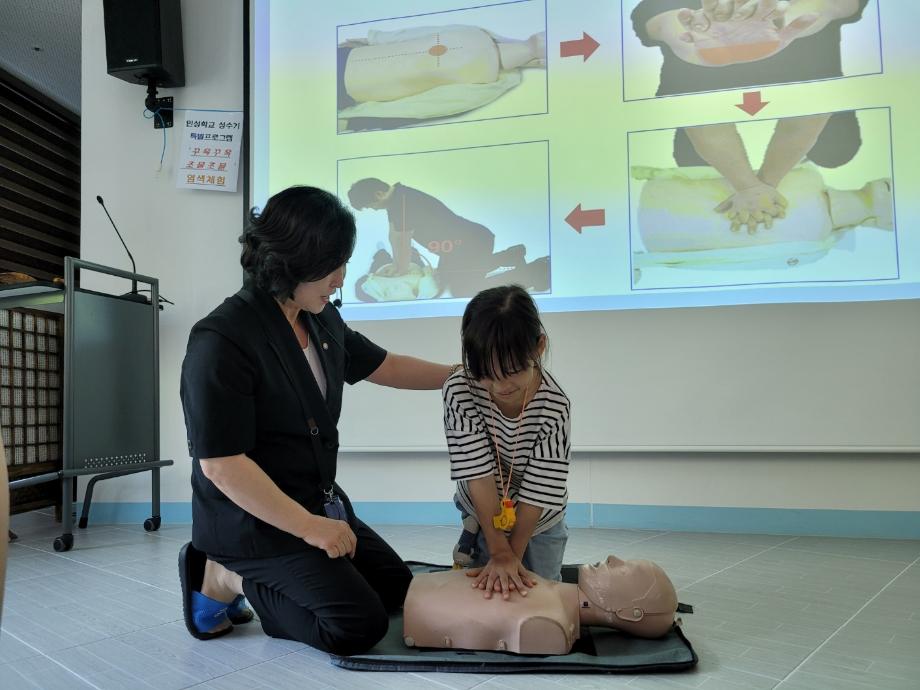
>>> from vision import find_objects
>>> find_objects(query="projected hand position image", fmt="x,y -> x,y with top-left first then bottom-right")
682,113 -> 844,233
635,165 -> 892,252
337,24 -> 546,132
628,107 -> 897,289
626,0 -> 875,99
650,0 -> 824,66
347,178 -> 550,301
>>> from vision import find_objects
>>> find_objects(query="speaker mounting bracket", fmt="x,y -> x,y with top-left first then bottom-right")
151,96 -> 174,129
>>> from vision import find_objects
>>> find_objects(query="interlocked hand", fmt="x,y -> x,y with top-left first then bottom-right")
715,182 -> 788,233
677,0 -> 818,65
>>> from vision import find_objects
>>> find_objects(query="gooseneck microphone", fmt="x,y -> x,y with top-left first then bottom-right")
96,195 -> 140,298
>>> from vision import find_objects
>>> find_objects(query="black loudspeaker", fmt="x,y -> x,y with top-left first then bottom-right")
102,0 -> 185,87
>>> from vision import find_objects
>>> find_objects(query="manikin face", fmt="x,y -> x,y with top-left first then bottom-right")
579,555 -> 678,637
527,31 -> 547,65
582,555 -> 630,579
289,264 -> 346,314
862,179 -> 894,230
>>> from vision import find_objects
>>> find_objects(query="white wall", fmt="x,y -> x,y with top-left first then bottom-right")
79,0 -> 920,519
80,0 -> 244,505
336,453 -> 920,512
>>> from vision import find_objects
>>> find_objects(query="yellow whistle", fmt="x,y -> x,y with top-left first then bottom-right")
492,499 -> 517,531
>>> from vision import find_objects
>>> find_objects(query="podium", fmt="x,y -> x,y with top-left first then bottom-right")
0,258 -> 172,551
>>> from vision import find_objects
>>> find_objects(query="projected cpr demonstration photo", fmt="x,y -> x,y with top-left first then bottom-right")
629,107 -> 896,290
623,0 -> 881,100
336,1 -> 548,132
340,141 -> 551,302
252,0 -> 916,319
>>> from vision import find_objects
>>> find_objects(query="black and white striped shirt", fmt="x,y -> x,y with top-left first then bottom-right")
443,368 -> 571,535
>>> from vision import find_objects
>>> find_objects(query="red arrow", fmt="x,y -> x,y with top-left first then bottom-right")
565,204 -> 606,233
560,32 -> 600,61
736,91 -> 768,116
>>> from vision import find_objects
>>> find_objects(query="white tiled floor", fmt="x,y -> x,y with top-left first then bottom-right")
2,511 -> 919,689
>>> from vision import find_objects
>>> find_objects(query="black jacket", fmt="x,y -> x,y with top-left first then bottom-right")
180,284 -> 386,558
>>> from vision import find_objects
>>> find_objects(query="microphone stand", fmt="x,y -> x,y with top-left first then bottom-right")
96,195 -> 146,302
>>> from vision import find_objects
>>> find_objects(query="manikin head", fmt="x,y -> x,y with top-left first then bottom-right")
579,555 -> 677,639
826,178 -> 894,233
496,31 -> 547,70
860,179 -> 893,230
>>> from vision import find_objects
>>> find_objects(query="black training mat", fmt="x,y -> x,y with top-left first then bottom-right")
330,563 -> 698,674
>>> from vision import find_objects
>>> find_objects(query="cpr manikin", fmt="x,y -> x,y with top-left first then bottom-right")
343,26 -> 546,104
635,165 -> 893,253
403,556 -> 678,655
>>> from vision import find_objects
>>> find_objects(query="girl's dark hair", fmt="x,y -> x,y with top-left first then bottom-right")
240,186 -> 356,299
461,285 -> 546,380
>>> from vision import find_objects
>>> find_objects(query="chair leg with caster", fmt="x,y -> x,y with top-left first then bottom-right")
53,533 -> 74,552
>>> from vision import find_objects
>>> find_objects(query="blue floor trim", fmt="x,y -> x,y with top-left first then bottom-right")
564,502 -> 591,528
77,502 -> 193,525
80,502 -> 920,539
591,504 -> 920,539
349,501 -> 459,525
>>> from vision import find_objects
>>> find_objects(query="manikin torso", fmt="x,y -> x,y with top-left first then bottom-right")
344,27 -> 501,103
637,166 -> 893,253
638,166 -> 830,252
403,570 -> 580,655
403,556 -> 678,655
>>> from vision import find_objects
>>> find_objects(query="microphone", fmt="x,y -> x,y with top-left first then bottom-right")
332,287 -> 343,309
96,195 -> 144,301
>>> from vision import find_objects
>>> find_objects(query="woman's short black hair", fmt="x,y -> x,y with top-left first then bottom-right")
240,186 -> 356,299
347,178 -> 389,210
461,285 -> 546,381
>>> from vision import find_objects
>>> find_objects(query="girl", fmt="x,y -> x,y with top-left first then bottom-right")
443,285 -> 571,600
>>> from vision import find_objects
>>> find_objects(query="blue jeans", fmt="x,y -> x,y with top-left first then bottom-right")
456,510 -> 568,581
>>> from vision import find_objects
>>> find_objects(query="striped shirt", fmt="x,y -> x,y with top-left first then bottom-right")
443,368 -> 571,535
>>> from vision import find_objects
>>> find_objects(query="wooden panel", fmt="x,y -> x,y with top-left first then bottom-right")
0,67 -> 80,281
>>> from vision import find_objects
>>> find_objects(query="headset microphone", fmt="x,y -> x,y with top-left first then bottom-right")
332,287 -> 343,309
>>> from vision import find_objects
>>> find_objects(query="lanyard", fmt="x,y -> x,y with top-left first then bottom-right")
487,368 -> 536,500
489,401 -> 523,501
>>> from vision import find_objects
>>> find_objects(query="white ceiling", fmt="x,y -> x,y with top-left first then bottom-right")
0,0 -> 82,114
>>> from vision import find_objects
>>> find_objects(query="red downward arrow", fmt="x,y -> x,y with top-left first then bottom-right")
565,205 -> 606,234
736,91 -> 768,116
560,32 -> 600,61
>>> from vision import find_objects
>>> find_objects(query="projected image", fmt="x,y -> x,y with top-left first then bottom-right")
253,0 -> 919,316
623,0 -> 880,100
336,2 -> 547,132
340,142 -> 551,303
629,108 -> 897,290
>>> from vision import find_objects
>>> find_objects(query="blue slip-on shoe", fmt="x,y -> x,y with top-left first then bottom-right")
179,541 -> 233,640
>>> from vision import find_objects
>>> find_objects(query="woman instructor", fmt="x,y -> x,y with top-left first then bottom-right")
179,186 -> 454,654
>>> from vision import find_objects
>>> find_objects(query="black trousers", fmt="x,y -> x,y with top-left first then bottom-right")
215,519 -> 411,656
